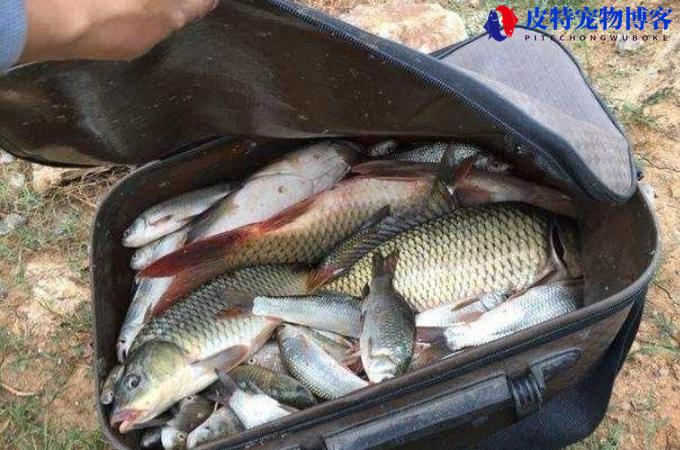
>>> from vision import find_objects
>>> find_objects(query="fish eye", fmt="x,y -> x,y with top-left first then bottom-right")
132,253 -> 139,260
247,358 -> 256,365
124,374 -> 141,390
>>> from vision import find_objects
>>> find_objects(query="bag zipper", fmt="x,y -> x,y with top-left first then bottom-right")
261,0 -> 634,203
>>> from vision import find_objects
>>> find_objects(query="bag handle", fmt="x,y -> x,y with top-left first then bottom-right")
323,350 -> 581,450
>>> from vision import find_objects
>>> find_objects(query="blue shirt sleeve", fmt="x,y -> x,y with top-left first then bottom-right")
1,0 -> 27,72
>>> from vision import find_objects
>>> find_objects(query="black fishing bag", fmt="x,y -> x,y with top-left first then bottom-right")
0,1 -> 660,449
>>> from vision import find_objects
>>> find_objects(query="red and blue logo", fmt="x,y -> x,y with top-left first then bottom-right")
483,5 -> 519,41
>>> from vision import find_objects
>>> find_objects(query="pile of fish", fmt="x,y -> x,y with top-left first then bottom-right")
103,140 -> 584,449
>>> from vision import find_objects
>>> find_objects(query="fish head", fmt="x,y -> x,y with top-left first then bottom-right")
275,379 -> 317,409
123,217 -> 148,247
116,320 -> 144,363
364,351 -> 401,383
131,246 -> 154,270
479,156 -> 511,174
161,427 -> 189,450
111,342 -> 191,433
186,421 -> 220,450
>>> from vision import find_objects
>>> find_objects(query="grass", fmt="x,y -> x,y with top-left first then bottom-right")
0,397 -> 106,450
0,161 -> 123,450
568,420 -> 626,450
617,101 -> 659,128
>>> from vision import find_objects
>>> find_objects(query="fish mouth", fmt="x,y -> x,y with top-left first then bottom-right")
110,407 -> 143,433
115,341 -> 129,363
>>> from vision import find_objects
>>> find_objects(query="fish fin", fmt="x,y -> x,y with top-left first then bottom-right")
141,196 -> 318,280
455,310 -> 485,324
308,182 -> 454,291
259,196 -> 318,232
193,345 -> 250,373
415,327 -> 448,345
215,306 -> 251,319
147,214 -> 176,227
215,370 -> 240,400
351,160 -> 438,178
306,206 -> 391,292
140,227 -> 252,278
381,251 -> 399,276
148,270 -> 214,317
243,381 -> 267,396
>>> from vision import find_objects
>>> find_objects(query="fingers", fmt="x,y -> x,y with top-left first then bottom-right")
171,0 -> 218,29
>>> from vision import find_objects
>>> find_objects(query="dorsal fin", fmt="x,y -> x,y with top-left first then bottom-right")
307,181 -> 456,291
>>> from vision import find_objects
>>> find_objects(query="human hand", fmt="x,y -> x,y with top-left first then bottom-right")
19,0 -> 218,64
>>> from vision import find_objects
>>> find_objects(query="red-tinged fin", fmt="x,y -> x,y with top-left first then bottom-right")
415,327 -> 447,345
351,160 -> 439,178
458,171 -> 579,218
149,269 -> 217,317
141,227 -> 252,278
446,155 -> 476,191
142,197 -> 319,280
257,196 -> 317,233
215,306 -> 251,319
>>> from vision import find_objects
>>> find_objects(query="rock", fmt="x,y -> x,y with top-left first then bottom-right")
8,172 -> 26,190
0,150 -> 15,164
340,1 -> 468,53
31,165 -> 71,193
0,213 -> 27,236
639,181 -> 656,208
18,254 -> 88,337
616,36 -> 644,53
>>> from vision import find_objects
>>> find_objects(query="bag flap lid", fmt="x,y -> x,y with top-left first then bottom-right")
0,0 -> 634,201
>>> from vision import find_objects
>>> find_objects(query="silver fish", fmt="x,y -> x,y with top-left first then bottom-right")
415,291 -> 508,327
100,364 -> 124,405
230,365 -> 317,409
141,428 -> 163,448
387,142 -> 509,172
296,327 -> 356,366
360,252 -> 415,383
161,395 -> 216,450
442,280 -> 583,351
161,428 -> 189,450
188,141 -> 359,242
245,341 -> 287,374
278,325 -> 368,400
216,372 -> 294,430
186,407 -> 243,449
131,227 -> 189,271
365,140 -> 398,157
116,276 -> 175,362
123,183 -> 234,248
252,294 -> 361,338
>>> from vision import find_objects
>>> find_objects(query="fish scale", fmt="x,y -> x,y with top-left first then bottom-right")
130,280 -> 279,359
324,203 -> 551,312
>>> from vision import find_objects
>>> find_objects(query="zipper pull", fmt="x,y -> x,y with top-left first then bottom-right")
508,349 -> 581,417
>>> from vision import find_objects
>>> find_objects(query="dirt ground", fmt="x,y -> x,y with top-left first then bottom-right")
0,1 -> 678,449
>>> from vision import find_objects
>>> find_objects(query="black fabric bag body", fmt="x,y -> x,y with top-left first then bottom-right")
0,1 -> 660,449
